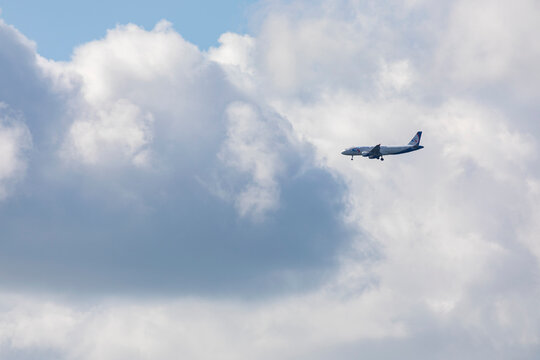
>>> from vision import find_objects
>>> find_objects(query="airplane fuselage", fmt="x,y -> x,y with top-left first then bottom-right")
341,145 -> 424,158
341,131 -> 424,161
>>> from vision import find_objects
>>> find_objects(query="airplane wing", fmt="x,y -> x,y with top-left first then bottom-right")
367,144 -> 382,157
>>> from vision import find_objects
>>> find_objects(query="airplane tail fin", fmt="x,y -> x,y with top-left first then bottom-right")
408,131 -> 422,146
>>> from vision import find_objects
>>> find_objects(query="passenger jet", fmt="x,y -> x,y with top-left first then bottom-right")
341,131 -> 423,161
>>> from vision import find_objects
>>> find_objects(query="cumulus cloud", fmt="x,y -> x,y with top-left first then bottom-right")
54,20 -> 227,169
0,10 -> 349,297
219,102 -> 294,219
1,0 -> 540,358
67,20 -> 204,105
208,33 -> 257,92
62,99 -> 153,166
0,291 -> 407,360
0,105 -> 32,198
437,0 -> 540,98
377,59 -> 414,95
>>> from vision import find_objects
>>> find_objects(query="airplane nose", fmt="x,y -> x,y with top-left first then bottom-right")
341,150 -> 347,155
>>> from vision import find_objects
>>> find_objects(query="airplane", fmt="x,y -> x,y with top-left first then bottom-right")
341,131 -> 423,161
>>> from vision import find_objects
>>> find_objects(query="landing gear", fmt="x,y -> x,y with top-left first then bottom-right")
351,156 -> 354,160
380,157 -> 384,161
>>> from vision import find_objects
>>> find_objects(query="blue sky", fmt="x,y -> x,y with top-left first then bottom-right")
0,0 -> 256,60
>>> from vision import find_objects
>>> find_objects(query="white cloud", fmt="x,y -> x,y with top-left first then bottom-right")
1,0 -> 540,358
68,20 -> 203,106
0,104 -> 32,199
377,59 -> 414,95
0,291 -> 407,360
219,102 -> 288,219
230,0 -> 540,355
436,0 -> 540,100
256,11 -> 370,96
208,33 -> 256,93
62,99 -> 153,167
52,20 -> 226,168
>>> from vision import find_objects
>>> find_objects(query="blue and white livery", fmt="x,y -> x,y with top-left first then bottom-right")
341,131 -> 424,161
